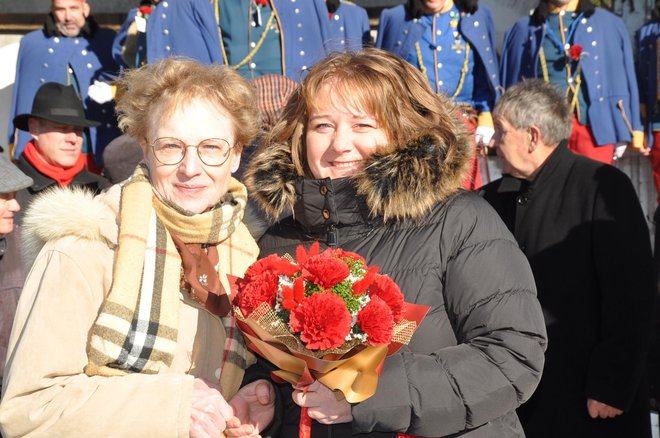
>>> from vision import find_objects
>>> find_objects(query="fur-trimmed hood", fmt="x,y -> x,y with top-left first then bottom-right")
245,131 -> 473,223
21,185 -> 120,268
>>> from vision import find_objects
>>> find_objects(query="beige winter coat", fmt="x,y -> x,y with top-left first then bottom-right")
0,184 -> 259,438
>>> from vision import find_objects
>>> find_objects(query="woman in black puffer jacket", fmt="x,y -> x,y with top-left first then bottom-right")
244,48 -> 547,438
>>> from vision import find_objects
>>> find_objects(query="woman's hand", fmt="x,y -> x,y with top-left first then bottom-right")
292,380 -> 352,424
227,379 -> 276,435
190,378 -> 234,438
586,398 -> 624,419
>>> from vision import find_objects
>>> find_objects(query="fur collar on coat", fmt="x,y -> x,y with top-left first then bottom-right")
245,129 -> 473,223
21,185 -> 120,268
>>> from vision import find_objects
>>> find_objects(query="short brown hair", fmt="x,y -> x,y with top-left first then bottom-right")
265,48 -> 468,177
115,58 -> 260,148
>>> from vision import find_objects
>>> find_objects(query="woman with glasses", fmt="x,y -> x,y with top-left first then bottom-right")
0,58 -> 275,438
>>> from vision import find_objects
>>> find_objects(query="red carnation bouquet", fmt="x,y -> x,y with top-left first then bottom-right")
231,242 -> 429,438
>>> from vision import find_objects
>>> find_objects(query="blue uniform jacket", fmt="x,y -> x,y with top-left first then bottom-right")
327,1 -> 371,53
376,3 -> 501,108
9,26 -> 120,164
148,0 -> 330,82
635,20 -> 659,147
500,8 -> 643,146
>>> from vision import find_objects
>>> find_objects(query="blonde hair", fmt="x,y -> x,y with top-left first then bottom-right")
115,58 -> 260,148
265,48 -> 467,177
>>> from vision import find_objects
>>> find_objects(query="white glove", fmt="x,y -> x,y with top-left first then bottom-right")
88,80 -> 114,104
475,125 -> 495,146
613,142 -> 627,160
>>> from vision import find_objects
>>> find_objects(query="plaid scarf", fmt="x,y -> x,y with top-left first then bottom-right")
85,163 -> 248,380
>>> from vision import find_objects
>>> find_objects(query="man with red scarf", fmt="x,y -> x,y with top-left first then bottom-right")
13,82 -> 110,224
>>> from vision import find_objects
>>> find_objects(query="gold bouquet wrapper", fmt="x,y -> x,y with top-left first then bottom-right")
234,301 -> 429,403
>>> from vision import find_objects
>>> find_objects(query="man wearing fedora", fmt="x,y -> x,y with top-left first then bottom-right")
13,82 -> 109,224
0,154 -> 33,394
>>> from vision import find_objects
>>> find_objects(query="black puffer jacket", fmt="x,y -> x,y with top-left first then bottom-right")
245,135 -> 547,437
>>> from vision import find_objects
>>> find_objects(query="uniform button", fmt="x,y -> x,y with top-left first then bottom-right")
162,13 -> 167,19
294,8 -> 299,13
339,26 -> 344,32
297,23 -> 302,28
437,30 -> 442,35
492,74 -> 496,79
138,45 -> 144,51
106,123 -> 112,128
163,29 -> 169,35
483,35 -> 486,39
341,40 -> 345,45
395,40 -> 401,46
43,62 -> 48,68
40,78 -> 45,83
437,62 -> 443,68
596,84 -> 601,89
568,77 -> 573,83
48,48 -> 54,53
474,21 -> 479,27
594,55 -> 599,60
74,39 -> 79,44
165,45 -> 171,51
54,37 -> 60,43
559,10 -> 565,16
250,41 -> 256,48
87,63 -> 93,69
300,50 -> 305,56
489,59 -> 493,64
102,109 -> 107,114
250,62 -> 256,69
587,26 -> 593,32
413,18 -> 419,23
403,29 -> 408,34
437,45 -> 442,51
251,21 -> 256,27
68,67 -> 73,74
599,97 -> 604,102
81,49 -> 88,56
529,36 -> 533,41
302,65 -> 307,70
334,14 -> 340,21
581,17 -> 587,24
591,41 -> 597,46
291,0 -> 296,2
298,36 -> 304,42
320,185 -> 328,195
486,47 -> 490,52
214,368 -> 221,380
163,1 -> 169,7
322,209 -> 331,219
439,80 -> 444,86
595,70 -> 599,75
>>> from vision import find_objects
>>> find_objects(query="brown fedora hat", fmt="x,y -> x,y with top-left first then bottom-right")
13,82 -> 101,131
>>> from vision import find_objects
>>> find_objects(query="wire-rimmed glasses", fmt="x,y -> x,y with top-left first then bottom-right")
149,137 -> 234,167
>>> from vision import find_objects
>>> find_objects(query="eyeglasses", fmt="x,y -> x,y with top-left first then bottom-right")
149,137 -> 235,167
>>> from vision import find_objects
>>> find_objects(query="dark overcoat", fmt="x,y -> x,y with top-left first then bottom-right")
244,131 -> 548,437
481,143 -> 655,438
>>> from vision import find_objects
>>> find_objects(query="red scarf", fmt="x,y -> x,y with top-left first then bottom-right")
23,140 -> 85,187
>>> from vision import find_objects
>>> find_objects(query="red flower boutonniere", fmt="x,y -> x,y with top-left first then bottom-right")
255,0 -> 269,7
568,44 -> 584,61
138,5 -> 153,16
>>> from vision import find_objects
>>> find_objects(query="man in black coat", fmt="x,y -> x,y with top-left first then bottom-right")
480,79 -> 655,438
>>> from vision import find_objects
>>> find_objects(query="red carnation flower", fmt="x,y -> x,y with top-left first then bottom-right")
302,255 -> 350,290
296,242 -> 320,265
322,248 -> 366,265
255,0 -> 269,6
357,296 -> 394,346
369,274 -> 405,323
353,266 -> 380,295
244,253 -> 298,281
568,44 -> 583,61
289,293 -> 352,350
281,277 -> 305,311
138,5 -> 153,15
235,271 -> 279,316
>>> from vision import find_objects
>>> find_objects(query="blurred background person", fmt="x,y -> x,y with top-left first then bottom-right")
147,0 -> 330,82
0,155 -> 33,396
499,0 -> 644,164
8,0 -> 120,172
325,0 -> 372,52
481,79 -> 654,438
13,82 -> 110,224
245,48 -> 547,437
0,58 -> 274,438
376,0 -> 501,188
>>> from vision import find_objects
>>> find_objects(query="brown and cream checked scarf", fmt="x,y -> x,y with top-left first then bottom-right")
85,163 -> 250,394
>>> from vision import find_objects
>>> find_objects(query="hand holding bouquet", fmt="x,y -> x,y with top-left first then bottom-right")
231,242 -> 429,437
